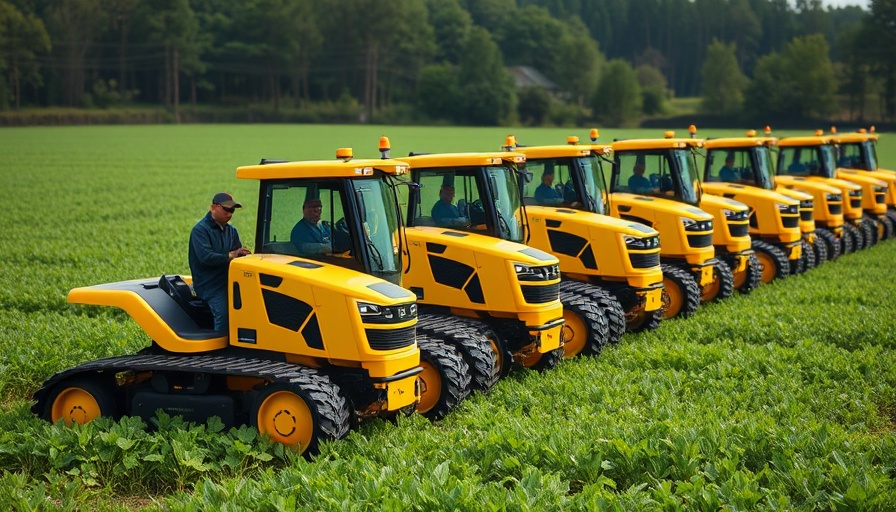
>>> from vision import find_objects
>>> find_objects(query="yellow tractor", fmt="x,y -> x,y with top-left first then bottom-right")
394,146 -> 616,361
832,127 -> 896,241
776,133 -> 872,254
608,133 -> 753,318
701,131 -> 814,281
501,134 -> 665,332
33,156 -> 426,456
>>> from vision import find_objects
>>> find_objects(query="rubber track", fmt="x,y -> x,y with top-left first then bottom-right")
660,263 -> 701,319
816,228 -> 840,261
417,314 -> 500,392
31,354 -> 352,441
752,239 -> 789,281
416,337 -> 470,421
560,280 -> 625,345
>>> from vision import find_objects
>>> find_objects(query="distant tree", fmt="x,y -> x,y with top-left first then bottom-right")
425,0 -> 471,65
45,0 -> 105,107
0,1 -> 50,109
517,86 -> 551,126
837,23 -> 873,121
865,0 -> 896,119
501,5 -> 564,77
636,64 -> 668,116
458,27 -> 516,125
553,16 -> 604,107
745,34 -> 835,118
417,63 -> 461,122
593,59 -> 641,127
101,0 -> 139,95
700,39 -> 746,115
458,0 -> 516,45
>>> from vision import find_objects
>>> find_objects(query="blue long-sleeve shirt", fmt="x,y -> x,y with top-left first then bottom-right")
188,211 -> 243,300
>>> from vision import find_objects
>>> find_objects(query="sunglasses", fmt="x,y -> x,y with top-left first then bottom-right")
217,204 -> 236,214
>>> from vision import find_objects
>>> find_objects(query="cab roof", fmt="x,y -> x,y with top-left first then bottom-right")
703,137 -> 777,149
512,144 -> 601,159
835,132 -> 878,144
399,151 -> 526,168
612,138 -> 704,151
777,136 -> 835,147
236,158 -> 409,180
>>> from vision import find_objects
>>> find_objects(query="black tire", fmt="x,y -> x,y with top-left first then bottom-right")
559,281 -> 626,345
842,222 -> 860,253
751,240 -> 789,283
811,234 -> 828,266
558,291 -> 608,357
880,215 -> 895,241
789,245 -> 806,275
816,228 -> 841,261
42,377 -> 118,426
860,217 -> 877,248
529,347 -> 564,372
660,263 -> 701,319
701,259 -> 734,302
734,252 -> 762,295
801,239 -> 816,271
608,286 -> 663,332
416,314 -> 500,393
251,371 -> 351,456
416,337 -> 471,421
885,210 -> 896,236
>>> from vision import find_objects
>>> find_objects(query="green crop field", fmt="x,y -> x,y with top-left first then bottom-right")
1,125 -> 895,510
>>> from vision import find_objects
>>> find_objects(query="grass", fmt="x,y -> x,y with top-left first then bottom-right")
1,125 -> 895,510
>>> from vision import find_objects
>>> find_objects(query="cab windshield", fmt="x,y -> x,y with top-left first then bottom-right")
351,179 -> 402,282
580,154 -> 609,215
753,146 -> 775,189
673,149 -> 701,205
816,145 -> 837,178
486,165 -> 524,243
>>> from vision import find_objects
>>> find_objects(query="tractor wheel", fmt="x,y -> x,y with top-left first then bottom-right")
560,281 -> 626,346
660,264 -> 701,319
529,347 -> 565,372
789,241 -> 807,275
558,293 -> 608,357
886,210 -> 896,235
842,222 -> 860,253
44,377 -> 118,426
416,337 -> 471,421
751,240 -> 789,283
816,228 -> 840,261
701,259 -> 734,302
801,239 -> 816,271
251,370 -> 350,456
731,252 -> 762,294
860,217 -> 878,248
880,215 -> 895,241
416,314 -> 501,389
626,308 -> 663,333
811,235 -> 828,266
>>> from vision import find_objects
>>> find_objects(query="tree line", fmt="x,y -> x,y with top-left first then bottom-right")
0,0 -> 893,126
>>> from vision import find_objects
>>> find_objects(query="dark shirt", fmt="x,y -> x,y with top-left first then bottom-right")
719,165 -> 739,182
291,218 -> 332,254
628,174 -> 653,194
534,183 -> 562,205
188,211 -> 243,300
431,200 -> 462,226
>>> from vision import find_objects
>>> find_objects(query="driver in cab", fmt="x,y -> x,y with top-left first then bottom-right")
291,198 -> 332,255
431,176 -> 469,227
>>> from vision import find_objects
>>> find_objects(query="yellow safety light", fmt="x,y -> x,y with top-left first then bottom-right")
379,136 -> 391,158
858,128 -> 867,134
336,148 -> 353,160
589,128 -> 599,141
664,131 -> 675,139
688,125 -> 697,138
830,126 -> 837,134
765,125 -> 772,134
871,126 -> 876,133
567,136 -> 579,145
746,129 -> 757,137
814,129 -> 823,136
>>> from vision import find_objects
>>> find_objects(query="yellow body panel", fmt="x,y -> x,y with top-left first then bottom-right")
68,280 -> 228,353
523,205 -> 663,290
236,158 -> 410,180
228,254 -> 419,378
701,184 -> 802,243
609,192 -> 715,266
699,194 -> 753,253
775,177 -> 846,229
836,169 -> 889,214
403,227 -> 563,354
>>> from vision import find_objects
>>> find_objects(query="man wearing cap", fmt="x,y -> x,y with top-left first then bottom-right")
291,198 -> 333,255
431,177 -> 469,227
534,167 -> 563,205
189,192 -> 251,332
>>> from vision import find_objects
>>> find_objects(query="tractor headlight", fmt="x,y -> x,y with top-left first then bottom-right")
849,190 -> 862,197
874,185 -> 886,193
623,235 -> 660,250
776,203 -> 798,214
723,209 -> 748,221
357,301 -> 417,323
799,200 -> 813,209
826,193 -> 842,201
514,263 -> 560,282
681,217 -> 712,231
